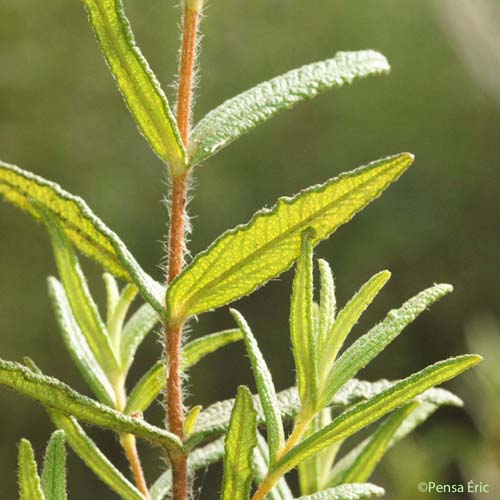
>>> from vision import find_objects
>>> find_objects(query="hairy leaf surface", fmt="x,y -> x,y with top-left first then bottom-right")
0,161 -> 163,311
41,431 -> 67,500
319,283 -> 453,408
295,483 -> 385,500
81,0 -> 186,172
270,355 -> 480,476
189,51 -> 390,165
0,359 -> 181,451
18,439 -> 46,500
231,309 -> 284,464
317,259 -> 336,350
221,386 -> 258,500
167,153 -> 413,320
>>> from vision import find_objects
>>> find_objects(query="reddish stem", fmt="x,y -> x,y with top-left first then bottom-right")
164,5 -> 200,500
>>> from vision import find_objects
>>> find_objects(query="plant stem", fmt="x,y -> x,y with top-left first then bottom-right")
164,4 -> 200,500
121,434 -> 150,499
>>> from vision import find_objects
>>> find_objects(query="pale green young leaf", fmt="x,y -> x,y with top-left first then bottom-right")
103,273 -> 120,326
41,430 -> 67,500
189,51 -> 390,166
317,259 -> 336,351
182,328 -> 243,368
230,309 -> 285,465
40,209 -> 120,375
327,400 -> 452,487
120,303 -> 160,372
18,439 -> 46,500
184,405 -> 202,438
295,483 -> 385,500
81,0 -> 186,173
0,161 -> 164,312
49,411 -> 146,500
187,379 -> 461,448
335,401 -> 420,485
254,433 -> 293,500
221,386 -> 258,500
0,359 -> 182,451
48,277 -> 116,407
290,230 -> 318,410
167,153 -> 413,321
270,355 -> 480,477
108,284 -> 137,350
298,409 -> 340,495
125,328 -> 243,415
319,283 -> 454,409
319,270 -> 391,380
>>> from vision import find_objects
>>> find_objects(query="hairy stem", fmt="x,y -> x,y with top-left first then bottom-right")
164,4 -> 201,500
121,434 -> 150,498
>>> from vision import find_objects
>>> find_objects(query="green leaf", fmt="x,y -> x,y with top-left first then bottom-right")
103,273 -> 120,326
18,439 -> 46,500
48,277 -> 116,407
108,284 -> 138,350
41,430 -> 67,500
23,359 -> 146,500
189,50 -> 390,166
230,309 -> 285,465
182,328 -> 243,368
167,153 -> 413,321
327,399 -> 455,487
319,270 -> 391,381
335,401 -> 420,484
0,161 -> 164,312
290,230 -> 318,411
269,355 -> 480,478
120,303 -> 160,372
317,259 -> 336,351
254,433 -> 293,500
319,283 -> 454,409
81,0 -> 186,173
184,405 -> 202,438
188,379 -> 462,449
40,209 -> 120,376
0,359 -> 182,451
125,328 -> 243,415
221,386 -> 258,500
298,409 -> 340,495
295,483 -> 385,500
49,411 -> 146,500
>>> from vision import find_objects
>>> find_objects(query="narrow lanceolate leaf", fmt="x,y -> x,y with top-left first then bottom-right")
108,284 -> 137,350
188,379 -> 462,448
189,50 -> 390,165
184,405 -> 202,437
18,439 -> 46,500
270,355 -> 481,477
103,273 -> 120,326
41,430 -> 67,500
125,329 -> 243,415
0,359 -> 182,451
231,309 -> 285,465
319,283 -> 454,409
290,230 -> 318,410
49,412 -> 146,500
40,210 -> 120,376
327,400 -> 452,487
295,483 -> 385,500
335,402 -> 420,485
0,161 -> 163,311
254,434 -> 294,500
182,328 -> 243,368
319,270 -> 391,380
48,277 -> 116,407
317,259 -> 336,351
120,303 -> 160,371
221,386 -> 258,500
167,153 -> 413,321
81,0 -> 186,173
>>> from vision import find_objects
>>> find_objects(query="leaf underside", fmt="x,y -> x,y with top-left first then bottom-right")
167,153 -> 413,320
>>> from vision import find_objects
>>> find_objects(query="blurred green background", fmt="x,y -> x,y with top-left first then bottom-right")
0,0 -> 499,498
